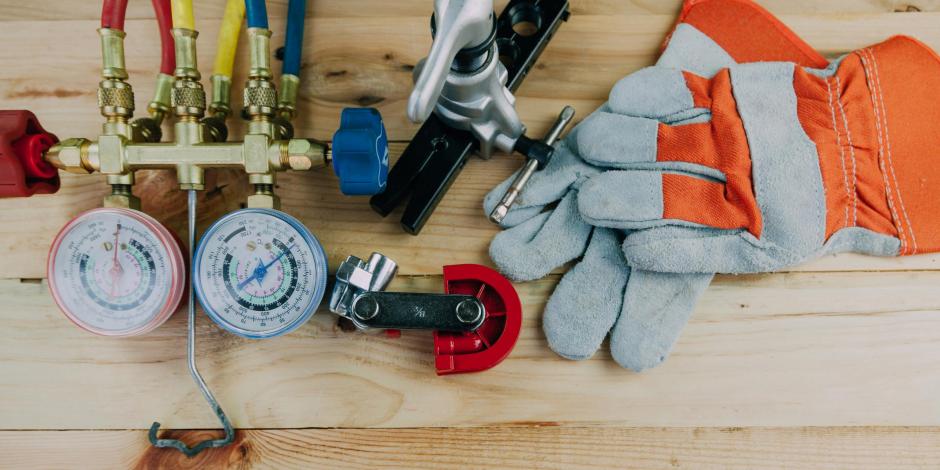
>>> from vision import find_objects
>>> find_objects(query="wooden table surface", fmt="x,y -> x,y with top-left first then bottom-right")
1,1 -> 940,468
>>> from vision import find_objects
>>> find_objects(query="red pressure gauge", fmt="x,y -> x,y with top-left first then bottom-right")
47,208 -> 186,336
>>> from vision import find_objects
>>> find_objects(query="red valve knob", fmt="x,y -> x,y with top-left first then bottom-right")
0,110 -> 59,197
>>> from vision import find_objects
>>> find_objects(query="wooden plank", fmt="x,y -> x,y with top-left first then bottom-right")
2,270 -> 940,430
3,12 -> 940,141
7,0 -> 940,21
2,427 -> 940,469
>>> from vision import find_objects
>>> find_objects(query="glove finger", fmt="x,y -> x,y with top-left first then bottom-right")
578,171 -> 756,232
609,270 -> 714,372
489,190 -> 592,282
621,226 -> 785,274
483,141 -> 600,228
543,228 -> 628,361
607,67 -> 710,120
576,111 -> 736,178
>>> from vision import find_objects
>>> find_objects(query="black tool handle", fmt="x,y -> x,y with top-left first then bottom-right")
350,292 -> 486,332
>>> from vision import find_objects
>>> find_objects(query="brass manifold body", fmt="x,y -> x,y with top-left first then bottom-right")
45,26 -> 325,210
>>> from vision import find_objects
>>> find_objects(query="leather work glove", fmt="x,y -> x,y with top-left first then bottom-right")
484,0 -> 847,371
572,20 -> 940,367
578,38 -> 940,268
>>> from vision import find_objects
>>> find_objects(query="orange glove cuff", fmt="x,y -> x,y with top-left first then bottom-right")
797,37 -> 940,254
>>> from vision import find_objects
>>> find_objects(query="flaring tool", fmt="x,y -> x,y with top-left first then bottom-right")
370,0 -> 570,234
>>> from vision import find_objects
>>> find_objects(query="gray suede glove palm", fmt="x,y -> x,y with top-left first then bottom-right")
484,24 -> 734,371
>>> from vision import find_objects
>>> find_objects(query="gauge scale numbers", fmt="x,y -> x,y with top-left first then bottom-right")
195,209 -> 327,339
48,209 -> 184,336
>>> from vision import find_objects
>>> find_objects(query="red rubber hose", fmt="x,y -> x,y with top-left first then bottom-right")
152,0 -> 175,74
101,0 -> 129,31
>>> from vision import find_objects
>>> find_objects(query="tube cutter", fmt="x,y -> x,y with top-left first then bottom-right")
331,253 -> 522,374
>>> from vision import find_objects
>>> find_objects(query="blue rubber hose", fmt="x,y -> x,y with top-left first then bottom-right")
282,0 -> 306,75
245,0 -> 268,29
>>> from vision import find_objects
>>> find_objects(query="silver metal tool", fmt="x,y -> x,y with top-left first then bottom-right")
330,252 -> 399,325
330,253 -> 486,332
149,190 -> 234,457
408,0 -> 524,158
490,106 -> 576,223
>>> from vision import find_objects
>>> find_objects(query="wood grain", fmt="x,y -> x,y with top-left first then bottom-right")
6,0 -> 940,20
3,9 -> 940,141
2,270 -> 939,430
2,0 -> 940,466
2,427 -> 940,469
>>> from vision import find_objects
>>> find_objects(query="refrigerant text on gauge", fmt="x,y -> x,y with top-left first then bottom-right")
193,209 -> 328,339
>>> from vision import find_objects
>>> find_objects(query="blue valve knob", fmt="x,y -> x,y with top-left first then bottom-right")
332,108 -> 389,196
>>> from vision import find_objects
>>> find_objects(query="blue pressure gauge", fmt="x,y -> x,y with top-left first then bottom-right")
193,208 -> 328,339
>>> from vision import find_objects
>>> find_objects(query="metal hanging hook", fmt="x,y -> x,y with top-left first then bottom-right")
149,190 -> 235,457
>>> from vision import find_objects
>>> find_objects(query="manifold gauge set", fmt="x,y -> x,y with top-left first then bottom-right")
0,0 -> 565,458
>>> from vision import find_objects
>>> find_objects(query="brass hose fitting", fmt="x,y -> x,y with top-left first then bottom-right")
277,74 -> 299,121
272,74 -> 299,139
204,73 -> 234,143
243,28 -> 277,120
131,72 -> 174,143
97,28 -> 134,122
148,73 -> 174,122
45,138 -> 96,174
98,28 -> 128,80
171,28 -> 206,119
209,74 -> 233,118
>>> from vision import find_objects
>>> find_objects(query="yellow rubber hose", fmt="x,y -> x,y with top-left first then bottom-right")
213,0 -> 245,78
170,0 -> 194,30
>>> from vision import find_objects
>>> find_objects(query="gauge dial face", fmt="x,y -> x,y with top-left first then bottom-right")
47,208 -> 185,336
194,209 -> 327,339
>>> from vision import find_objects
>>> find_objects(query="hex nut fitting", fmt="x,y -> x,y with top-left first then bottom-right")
98,79 -> 135,118
244,79 -> 277,117
284,139 -> 326,171
172,79 -> 207,117
46,138 -> 93,174
246,193 -> 280,209
103,192 -> 141,210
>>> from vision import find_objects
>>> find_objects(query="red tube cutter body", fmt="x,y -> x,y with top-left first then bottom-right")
435,263 -> 522,375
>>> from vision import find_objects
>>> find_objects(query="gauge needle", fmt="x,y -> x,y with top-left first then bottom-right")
108,224 -> 124,298
237,245 -> 294,291
237,259 -> 265,291
260,244 -> 293,271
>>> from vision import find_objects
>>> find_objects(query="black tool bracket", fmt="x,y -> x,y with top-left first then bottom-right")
370,0 -> 570,234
